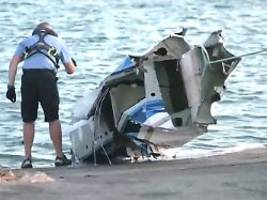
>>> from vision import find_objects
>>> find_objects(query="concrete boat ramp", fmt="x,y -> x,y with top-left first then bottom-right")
1,148 -> 267,200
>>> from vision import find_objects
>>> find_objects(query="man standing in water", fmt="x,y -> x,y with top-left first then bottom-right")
6,22 -> 76,168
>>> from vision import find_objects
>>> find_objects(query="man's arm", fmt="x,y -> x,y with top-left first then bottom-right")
6,55 -> 22,103
63,60 -> 76,74
59,39 -> 77,74
8,55 -> 22,86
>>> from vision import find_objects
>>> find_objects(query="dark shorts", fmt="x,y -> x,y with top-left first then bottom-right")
21,69 -> 59,122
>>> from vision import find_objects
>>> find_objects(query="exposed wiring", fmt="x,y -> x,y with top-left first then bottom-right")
92,88 -> 112,166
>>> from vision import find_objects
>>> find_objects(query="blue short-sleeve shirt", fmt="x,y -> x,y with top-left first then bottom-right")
15,34 -> 72,70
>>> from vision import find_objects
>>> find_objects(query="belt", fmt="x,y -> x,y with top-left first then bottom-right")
22,68 -> 56,74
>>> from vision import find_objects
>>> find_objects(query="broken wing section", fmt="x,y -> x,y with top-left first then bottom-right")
180,30 -> 241,126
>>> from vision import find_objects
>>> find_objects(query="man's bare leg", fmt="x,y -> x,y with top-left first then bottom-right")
23,122 -> 35,159
49,119 -> 63,158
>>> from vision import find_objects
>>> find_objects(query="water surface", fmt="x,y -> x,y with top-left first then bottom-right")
0,0 -> 266,168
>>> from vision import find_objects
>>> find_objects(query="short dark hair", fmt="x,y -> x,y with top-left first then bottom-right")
32,22 -> 58,36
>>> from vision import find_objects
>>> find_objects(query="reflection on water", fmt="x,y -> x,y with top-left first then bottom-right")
0,0 -> 266,168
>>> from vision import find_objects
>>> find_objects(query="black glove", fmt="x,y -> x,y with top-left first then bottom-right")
6,85 -> 16,103
71,58 -> 77,67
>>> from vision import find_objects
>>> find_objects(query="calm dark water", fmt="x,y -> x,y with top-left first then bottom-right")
0,0 -> 267,168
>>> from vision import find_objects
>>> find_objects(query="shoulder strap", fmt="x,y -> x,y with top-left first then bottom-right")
24,32 -> 60,68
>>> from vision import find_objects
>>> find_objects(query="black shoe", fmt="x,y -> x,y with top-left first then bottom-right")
55,154 -> 72,167
21,158 -> 32,169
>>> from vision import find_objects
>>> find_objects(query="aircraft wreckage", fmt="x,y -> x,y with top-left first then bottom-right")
65,29 -> 241,164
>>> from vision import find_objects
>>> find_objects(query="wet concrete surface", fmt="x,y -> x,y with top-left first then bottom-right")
1,148 -> 267,200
